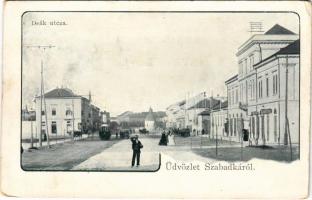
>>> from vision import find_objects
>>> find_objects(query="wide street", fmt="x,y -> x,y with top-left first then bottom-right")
22,133 -> 219,171
73,134 -> 214,171
22,132 -> 298,171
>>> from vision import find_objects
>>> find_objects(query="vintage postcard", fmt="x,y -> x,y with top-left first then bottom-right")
1,1 -> 311,198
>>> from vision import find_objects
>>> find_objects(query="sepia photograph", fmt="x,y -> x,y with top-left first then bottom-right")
21,11 -> 300,172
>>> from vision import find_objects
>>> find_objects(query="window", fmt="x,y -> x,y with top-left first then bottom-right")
273,74 -> 278,95
261,115 -> 265,140
66,108 -> 72,116
52,108 -> 56,116
51,121 -> 57,134
250,55 -> 254,69
252,117 -> 255,138
266,77 -> 269,97
274,114 -> 277,142
240,63 -> 243,75
230,118 -> 233,136
252,80 -> 255,99
248,80 -> 253,99
256,116 -> 259,139
41,110 -> 45,116
234,118 -> 237,136
235,89 -> 238,104
258,80 -> 263,98
66,121 -> 71,133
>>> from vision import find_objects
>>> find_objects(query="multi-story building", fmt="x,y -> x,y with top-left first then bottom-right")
225,24 -> 299,145
34,87 -> 102,138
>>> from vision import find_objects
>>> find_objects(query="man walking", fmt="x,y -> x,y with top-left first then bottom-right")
130,135 -> 143,167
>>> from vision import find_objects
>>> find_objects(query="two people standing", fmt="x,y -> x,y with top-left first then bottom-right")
159,130 -> 175,146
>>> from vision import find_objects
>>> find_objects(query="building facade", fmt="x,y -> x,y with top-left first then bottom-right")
166,100 -> 186,129
225,24 -> 299,145
34,88 -> 102,138
210,101 -> 228,140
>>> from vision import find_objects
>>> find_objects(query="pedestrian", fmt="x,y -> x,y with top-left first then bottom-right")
159,132 -> 168,146
130,135 -> 143,167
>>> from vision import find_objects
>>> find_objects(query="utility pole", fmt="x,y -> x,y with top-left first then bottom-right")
30,118 -> 34,148
39,63 -> 43,147
72,99 -> 75,141
42,78 -> 50,147
24,44 -> 55,148
284,55 -> 293,160
284,56 -> 289,145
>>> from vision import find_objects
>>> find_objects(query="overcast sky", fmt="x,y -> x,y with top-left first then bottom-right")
22,12 -> 299,116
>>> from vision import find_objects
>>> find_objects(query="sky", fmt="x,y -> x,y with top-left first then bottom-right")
22,12 -> 299,116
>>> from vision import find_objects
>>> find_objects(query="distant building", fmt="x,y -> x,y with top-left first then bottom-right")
116,109 -> 166,129
185,95 -> 223,135
34,87 -> 102,138
166,100 -> 186,129
197,110 -> 210,135
145,107 -> 156,131
22,106 -> 36,121
210,100 -> 228,139
100,111 -> 110,124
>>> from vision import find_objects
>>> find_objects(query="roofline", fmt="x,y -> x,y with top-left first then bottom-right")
236,37 -> 298,56
254,54 -> 299,69
34,96 -> 82,99
225,74 -> 238,84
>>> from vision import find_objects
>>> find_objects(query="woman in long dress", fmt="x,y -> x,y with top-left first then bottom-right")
167,131 -> 175,146
159,132 -> 168,145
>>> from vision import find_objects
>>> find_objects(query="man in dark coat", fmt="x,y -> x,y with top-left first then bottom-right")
130,135 -> 143,167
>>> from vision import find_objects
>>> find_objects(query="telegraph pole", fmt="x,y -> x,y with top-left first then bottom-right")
24,45 -> 55,148
39,63 -> 43,147
284,55 -> 293,160
284,56 -> 289,145
72,99 -> 75,141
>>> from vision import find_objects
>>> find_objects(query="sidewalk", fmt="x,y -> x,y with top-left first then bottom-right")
21,137 -> 120,170
73,137 -> 160,171
22,134 -> 90,149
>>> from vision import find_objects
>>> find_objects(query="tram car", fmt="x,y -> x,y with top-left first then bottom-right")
99,124 -> 111,140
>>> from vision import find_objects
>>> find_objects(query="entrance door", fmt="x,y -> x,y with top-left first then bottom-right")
51,121 -> 57,134
261,115 -> 265,143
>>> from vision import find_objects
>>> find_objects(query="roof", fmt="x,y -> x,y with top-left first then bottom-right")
198,110 -> 210,115
178,100 -> 186,106
265,24 -> 295,35
39,88 -> 79,98
225,74 -> 238,84
188,98 -> 220,110
117,111 -> 133,117
254,39 -> 300,67
145,107 -> 155,121
276,39 -> 300,55
212,100 -> 228,110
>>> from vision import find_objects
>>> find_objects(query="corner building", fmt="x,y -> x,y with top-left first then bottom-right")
225,24 -> 299,145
